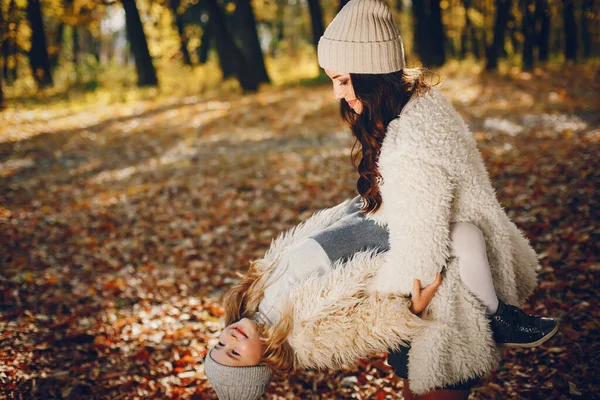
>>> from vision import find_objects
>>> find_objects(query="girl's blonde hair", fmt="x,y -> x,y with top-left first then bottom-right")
222,260 -> 295,378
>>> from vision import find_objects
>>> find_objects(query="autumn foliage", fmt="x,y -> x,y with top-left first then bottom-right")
1,63 -> 599,398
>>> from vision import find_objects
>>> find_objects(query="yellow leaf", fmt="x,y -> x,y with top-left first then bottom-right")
24,272 -> 35,283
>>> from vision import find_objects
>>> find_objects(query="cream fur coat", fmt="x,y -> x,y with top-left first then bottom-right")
367,87 -> 540,393
254,88 -> 539,395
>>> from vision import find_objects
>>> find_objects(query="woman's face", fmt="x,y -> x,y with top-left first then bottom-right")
210,317 -> 263,367
324,69 -> 363,114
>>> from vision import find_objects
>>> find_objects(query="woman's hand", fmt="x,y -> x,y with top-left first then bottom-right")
409,273 -> 443,315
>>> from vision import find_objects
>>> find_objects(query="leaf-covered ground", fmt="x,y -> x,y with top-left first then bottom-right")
1,64 -> 599,399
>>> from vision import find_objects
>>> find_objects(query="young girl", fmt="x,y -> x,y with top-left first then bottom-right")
204,197 -> 556,399
316,0 -> 558,397
205,197 -> 436,399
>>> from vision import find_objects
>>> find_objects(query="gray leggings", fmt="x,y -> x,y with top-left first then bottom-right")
311,196 -> 389,263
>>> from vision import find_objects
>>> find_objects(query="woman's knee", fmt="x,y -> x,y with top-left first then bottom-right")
449,222 -> 486,257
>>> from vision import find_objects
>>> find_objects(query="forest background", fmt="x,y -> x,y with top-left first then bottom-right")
1,0 -> 599,398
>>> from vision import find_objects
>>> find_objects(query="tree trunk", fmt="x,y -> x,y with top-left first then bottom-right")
469,0 -> 484,59
306,0 -> 325,48
82,26 -> 101,63
169,0 -> 192,66
563,0 -> 577,61
460,0 -> 472,59
122,0 -> 158,86
1,1 -> 8,82
413,0 -> 446,67
507,6 -> 519,57
0,5 -> 4,108
486,0 -> 512,70
73,25 -> 80,83
210,18 -> 237,78
3,0 -> 17,83
3,35 -> 17,83
0,73 -> 4,110
338,0 -> 350,11
234,0 -> 270,84
26,0 -> 53,87
198,23 -> 211,65
581,0 -> 593,58
49,23 -> 64,69
535,0 -> 550,61
268,3 -> 285,58
204,0 -> 260,92
472,29 -> 483,59
521,0 -> 536,71
396,0 -> 403,11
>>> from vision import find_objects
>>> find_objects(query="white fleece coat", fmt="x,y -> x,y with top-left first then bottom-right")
366,87 -> 540,393
252,88 -> 538,395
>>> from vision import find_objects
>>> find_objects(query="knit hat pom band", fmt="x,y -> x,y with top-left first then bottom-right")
318,36 -> 405,74
317,0 -> 406,74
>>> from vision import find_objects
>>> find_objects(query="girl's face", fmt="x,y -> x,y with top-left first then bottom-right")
324,69 -> 364,114
210,317 -> 263,367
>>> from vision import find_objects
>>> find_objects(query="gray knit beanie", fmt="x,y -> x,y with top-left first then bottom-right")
204,349 -> 273,400
317,0 -> 405,74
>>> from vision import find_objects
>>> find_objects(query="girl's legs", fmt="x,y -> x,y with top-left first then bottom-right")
402,379 -> 470,400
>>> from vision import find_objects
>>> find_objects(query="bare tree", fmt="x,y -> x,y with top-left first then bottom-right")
338,0 -> 350,11
486,0 -> 512,70
413,0 -> 446,67
26,0 -> 53,87
563,0 -> 578,61
204,0 -> 261,91
168,0 -> 192,66
535,0 -> 550,62
48,23 -> 64,70
234,0 -> 270,85
521,0 -> 536,70
122,0 -> 158,86
581,0 -> 594,58
307,0 -> 325,48
3,0 -> 19,83
0,4 -> 5,108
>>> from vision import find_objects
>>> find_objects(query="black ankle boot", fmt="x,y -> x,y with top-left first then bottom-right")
490,299 -> 559,348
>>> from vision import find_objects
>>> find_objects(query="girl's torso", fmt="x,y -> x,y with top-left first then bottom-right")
257,196 -> 389,325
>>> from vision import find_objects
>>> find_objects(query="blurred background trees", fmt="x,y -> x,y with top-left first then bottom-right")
0,0 -> 598,105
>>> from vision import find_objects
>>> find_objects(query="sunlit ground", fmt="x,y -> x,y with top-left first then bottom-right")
1,57 -> 599,398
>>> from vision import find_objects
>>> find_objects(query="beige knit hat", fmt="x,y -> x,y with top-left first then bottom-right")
204,349 -> 272,400
317,0 -> 405,74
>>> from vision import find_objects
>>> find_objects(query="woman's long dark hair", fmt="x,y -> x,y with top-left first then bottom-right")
341,67 -> 432,214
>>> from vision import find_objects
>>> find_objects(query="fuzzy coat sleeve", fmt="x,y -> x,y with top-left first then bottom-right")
285,250 -> 427,370
370,153 -> 455,296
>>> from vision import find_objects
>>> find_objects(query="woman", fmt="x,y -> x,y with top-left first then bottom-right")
316,0 -> 558,397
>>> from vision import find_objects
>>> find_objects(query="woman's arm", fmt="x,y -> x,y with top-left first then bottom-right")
370,156 -> 454,296
286,250 -> 429,371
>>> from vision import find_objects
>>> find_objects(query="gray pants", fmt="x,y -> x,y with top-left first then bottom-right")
311,196 -> 389,264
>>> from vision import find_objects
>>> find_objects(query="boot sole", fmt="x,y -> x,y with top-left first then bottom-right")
498,321 -> 560,348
